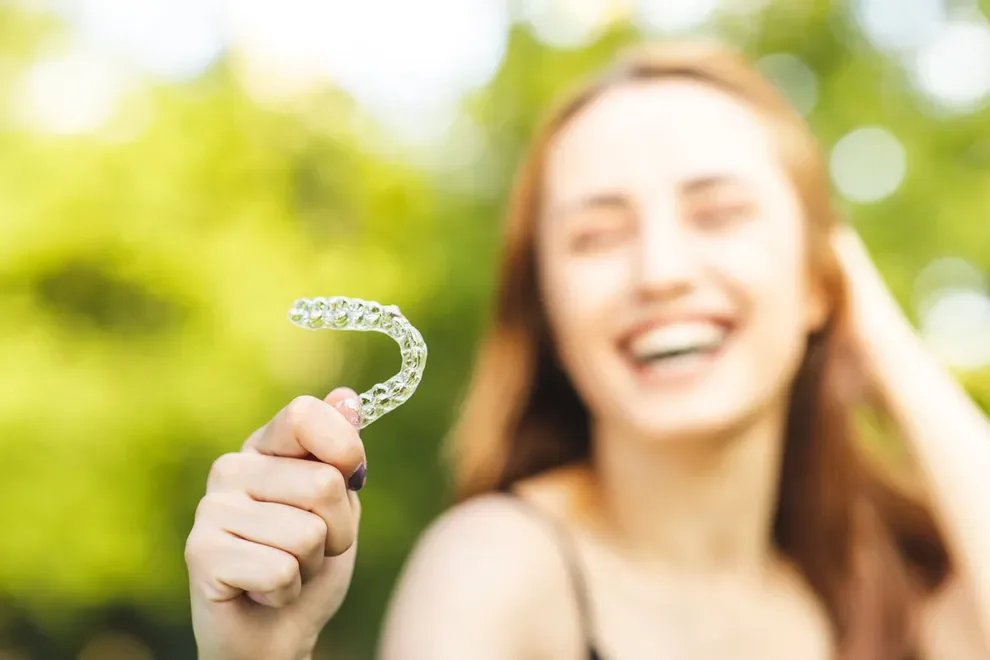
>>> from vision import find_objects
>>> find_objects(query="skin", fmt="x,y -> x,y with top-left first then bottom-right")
379,81 -> 989,659
186,79 -> 990,659
186,388 -> 366,660
532,79 -> 827,574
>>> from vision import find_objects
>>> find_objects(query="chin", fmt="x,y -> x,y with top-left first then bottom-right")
623,402 -> 757,445
608,340 -> 793,445
573,344 -> 791,446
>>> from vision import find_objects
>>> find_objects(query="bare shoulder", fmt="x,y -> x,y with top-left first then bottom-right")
378,485 -> 590,660
920,573 -> 989,659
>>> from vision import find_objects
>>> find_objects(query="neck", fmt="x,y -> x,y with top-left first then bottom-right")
590,407 -> 788,576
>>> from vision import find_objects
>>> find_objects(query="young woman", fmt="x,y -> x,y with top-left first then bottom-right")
185,41 -> 990,659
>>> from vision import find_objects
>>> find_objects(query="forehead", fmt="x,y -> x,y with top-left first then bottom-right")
544,79 -> 781,201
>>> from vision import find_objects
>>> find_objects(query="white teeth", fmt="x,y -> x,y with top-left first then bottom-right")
628,322 -> 726,361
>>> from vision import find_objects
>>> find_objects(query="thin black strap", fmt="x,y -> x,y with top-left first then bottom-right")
500,491 -> 599,655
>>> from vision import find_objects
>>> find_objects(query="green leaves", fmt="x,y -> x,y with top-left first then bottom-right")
2,4 -> 989,656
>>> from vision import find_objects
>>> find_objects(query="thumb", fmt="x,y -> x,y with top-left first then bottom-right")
324,387 -> 363,429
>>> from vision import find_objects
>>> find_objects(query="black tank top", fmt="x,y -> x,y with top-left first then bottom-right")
503,492 -> 603,660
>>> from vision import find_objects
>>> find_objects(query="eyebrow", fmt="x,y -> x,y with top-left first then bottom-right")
552,192 -> 632,219
680,174 -> 744,195
552,174 -> 747,218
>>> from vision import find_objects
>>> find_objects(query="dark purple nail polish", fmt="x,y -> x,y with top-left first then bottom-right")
348,463 -> 367,491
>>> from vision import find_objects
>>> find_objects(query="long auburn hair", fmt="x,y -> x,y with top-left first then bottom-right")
447,41 -> 949,659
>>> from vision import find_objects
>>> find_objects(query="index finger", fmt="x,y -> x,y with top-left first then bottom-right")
244,393 -> 365,479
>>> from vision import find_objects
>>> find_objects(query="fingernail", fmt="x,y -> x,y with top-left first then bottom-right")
348,463 -> 367,491
334,397 -> 363,428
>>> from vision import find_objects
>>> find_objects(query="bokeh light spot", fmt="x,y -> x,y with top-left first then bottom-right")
912,20 -> 990,113
919,288 -> 990,371
830,126 -> 907,203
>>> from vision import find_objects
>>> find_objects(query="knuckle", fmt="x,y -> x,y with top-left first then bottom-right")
269,553 -> 300,590
183,531 -> 203,565
194,492 -> 240,522
207,452 -> 244,489
326,525 -> 356,557
184,528 -> 220,568
310,465 -> 346,504
284,395 -> 321,434
301,516 -> 328,553
192,496 -> 213,523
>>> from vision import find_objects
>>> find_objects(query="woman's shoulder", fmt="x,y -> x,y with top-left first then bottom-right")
418,462 -> 594,560
412,490 -> 566,564
377,468 -> 593,659
401,467 -> 589,592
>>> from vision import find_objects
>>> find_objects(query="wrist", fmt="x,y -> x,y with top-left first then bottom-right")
198,637 -> 319,660
291,637 -> 318,660
857,304 -> 919,368
861,314 -> 939,412
294,628 -> 321,660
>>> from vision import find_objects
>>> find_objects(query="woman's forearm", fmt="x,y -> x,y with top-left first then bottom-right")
869,318 -> 990,633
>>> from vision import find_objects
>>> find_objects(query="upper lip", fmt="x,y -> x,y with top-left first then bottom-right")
616,313 -> 736,350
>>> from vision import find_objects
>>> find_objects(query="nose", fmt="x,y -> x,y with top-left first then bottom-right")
633,213 -> 697,300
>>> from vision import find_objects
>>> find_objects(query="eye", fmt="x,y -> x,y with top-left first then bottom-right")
692,202 -> 754,229
569,221 -> 633,253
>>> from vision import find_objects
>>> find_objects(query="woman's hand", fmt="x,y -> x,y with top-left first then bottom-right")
829,224 -> 928,409
830,224 -> 918,372
185,388 -> 367,660
832,224 -> 990,641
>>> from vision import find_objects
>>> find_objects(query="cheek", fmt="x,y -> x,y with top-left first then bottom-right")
718,209 -> 802,277
719,222 -> 812,361
542,253 -> 630,337
539,252 -> 631,396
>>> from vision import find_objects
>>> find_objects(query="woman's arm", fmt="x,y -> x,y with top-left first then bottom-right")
376,494 -> 586,660
833,227 -> 990,642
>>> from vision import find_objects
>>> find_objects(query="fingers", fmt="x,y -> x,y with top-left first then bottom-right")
324,387 -> 363,428
207,452 -> 359,556
186,388 -> 367,610
196,492 -> 328,578
186,527 -> 302,608
243,394 -> 366,485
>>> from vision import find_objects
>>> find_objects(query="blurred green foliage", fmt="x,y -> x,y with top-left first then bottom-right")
1,2 -> 989,658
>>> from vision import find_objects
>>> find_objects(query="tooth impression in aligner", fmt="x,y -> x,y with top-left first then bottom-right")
287,296 -> 428,429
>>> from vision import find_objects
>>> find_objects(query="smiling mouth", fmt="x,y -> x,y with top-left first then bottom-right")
619,319 -> 734,381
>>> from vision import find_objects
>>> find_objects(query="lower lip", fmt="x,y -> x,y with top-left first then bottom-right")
628,343 -> 727,388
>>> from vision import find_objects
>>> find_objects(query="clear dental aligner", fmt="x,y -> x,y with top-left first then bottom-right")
288,296 -> 428,429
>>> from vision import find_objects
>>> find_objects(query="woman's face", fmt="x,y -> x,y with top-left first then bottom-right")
537,79 -> 827,442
